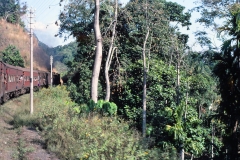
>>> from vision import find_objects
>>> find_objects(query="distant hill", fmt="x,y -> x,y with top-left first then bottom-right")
45,41 -> 78,74
0,19 -> 51,71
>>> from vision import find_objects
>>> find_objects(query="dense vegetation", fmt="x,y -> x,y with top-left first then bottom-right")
53,0 -> 220,159
3,0 -> 240,159
11,86 -> 179,159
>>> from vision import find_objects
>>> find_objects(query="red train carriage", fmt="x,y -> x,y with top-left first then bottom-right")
0,61 -> 59,103
1,62 -> 20,102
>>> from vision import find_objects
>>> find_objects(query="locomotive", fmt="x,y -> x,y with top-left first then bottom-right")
0,61 -> 60,103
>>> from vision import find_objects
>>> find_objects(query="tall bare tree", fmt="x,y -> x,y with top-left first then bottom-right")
142,26 -> 150,138
105,0 -> 118,102
91,0 -> 103,102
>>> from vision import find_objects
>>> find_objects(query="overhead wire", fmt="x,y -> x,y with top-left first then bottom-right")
25,0 -> 48,26
25,0 -> 69,37
29,0 -> 47,13
36,2 -> 51,16
30,1 -> 42,9
39,3 -> 60,21
36,0 -> 61,23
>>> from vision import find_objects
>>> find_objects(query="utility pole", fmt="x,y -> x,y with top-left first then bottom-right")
50,55 -> 53,87
29,7 -> 34,114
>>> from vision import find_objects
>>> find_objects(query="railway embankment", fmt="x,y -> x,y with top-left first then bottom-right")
0,86 -> 152,159
0,19 -> 51,71
0,94 -> 59,160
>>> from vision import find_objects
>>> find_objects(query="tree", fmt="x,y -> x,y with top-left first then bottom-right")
0,0 -> 26,25
105,0 -> 118,102
58,0 -> 115,103
91,0 -> 103,102
195,1 -> 240,158
192,0 -> 238,48
0,45 -> 24,67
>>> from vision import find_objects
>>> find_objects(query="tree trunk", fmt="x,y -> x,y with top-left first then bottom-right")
142,27 -> 150,138
184,80 -> 189,119
181,148 -> 184,160
212,123 -> 214,159
176,49 -> 184,160
177,50 -> 180,106
105,0 -> 118,102
230,119 -> 238,159
91,0 -> 103,102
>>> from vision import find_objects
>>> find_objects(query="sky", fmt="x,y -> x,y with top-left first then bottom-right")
21,0 -> 221,50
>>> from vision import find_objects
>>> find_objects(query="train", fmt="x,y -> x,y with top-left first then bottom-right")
0,61 -> 60,103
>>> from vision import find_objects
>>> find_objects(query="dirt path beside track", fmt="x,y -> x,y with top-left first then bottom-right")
0,95 -> 59,160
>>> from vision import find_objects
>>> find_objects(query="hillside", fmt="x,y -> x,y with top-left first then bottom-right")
0,19 -> 51,71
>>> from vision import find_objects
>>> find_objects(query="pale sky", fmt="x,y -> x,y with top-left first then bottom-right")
21,0 -> 221,50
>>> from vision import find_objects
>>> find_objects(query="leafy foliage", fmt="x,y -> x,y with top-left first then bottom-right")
0,45 -> 24,67
166,103 -> 207,156
73,99 -> 118,116
0,0 -> 26,25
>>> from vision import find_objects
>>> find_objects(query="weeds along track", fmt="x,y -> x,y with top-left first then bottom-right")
0,94 -> 59,160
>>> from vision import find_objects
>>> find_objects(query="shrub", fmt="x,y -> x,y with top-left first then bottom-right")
1,45 -> 25,67
23,86 -> 146,159
74,99 -> 118,116
43,114 -> 148,159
